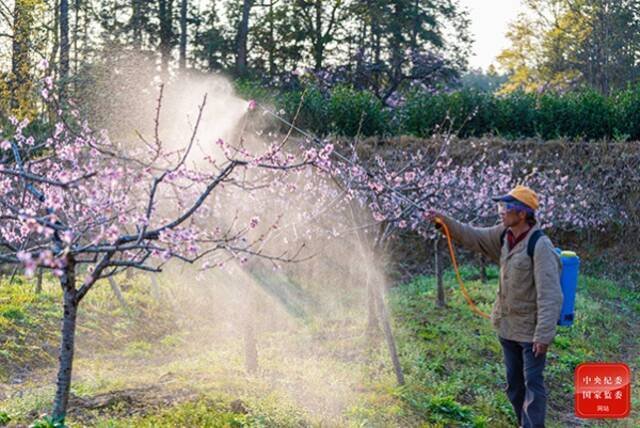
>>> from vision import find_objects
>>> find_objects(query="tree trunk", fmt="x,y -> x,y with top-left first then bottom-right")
375,279 -> 405,385
365,270 -> 379,337
35,268 -> 43,294
158,0 -> 173,76
244,288 -> 258,374
236,0 -> 252,76
11,0 -> 33,111
386,0 -> 405,98
149,274 -> 162,302
313,0 -> 323,71
410,0 -> 419,50
52,260 -> 77,421
268,0 -> 275,76
73,0 -> 80,79
435,237 -> 445,307
59,0 -> 70,99
179,0 -> 187,69
131,0 -> 143,49
107,277 -> 128,309
478,254 -> 487,284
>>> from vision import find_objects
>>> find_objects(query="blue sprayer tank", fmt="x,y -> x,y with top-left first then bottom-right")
555,249 -> 580,326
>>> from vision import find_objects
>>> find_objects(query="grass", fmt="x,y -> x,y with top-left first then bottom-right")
0,265 -> 638,427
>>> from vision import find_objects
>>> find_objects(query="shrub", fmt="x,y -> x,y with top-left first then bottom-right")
247,80 -> 640,141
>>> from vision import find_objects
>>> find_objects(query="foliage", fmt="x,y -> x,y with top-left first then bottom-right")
497,0 -> 640,95
28,415 -> 67,428
93,398 -> 309,428
251,82 -> 640,141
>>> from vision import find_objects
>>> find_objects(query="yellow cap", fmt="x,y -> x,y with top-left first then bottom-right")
492,185 -> 539,210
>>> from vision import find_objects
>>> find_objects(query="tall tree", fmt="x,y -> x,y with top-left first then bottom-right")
179,0 -> 188,69
295,0 -> 346,71
344,0 -> 469,99
9,0 -> 38,115
250,0 -> 303,76
158,0 -> 174,75
498,0 -> 640,94
235,0 -> 253,76
130,0 -> 144,48
193,2 -> 231,71
59,0 -> 69,98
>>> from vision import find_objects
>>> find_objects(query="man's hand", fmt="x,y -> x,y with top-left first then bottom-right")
533,342 -> 548,358
423,209 -> 444,224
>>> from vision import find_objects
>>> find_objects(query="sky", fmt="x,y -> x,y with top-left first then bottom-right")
459,0 -> 527,71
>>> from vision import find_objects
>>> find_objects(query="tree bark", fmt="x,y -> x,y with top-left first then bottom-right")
52,260 -> 77,421
131,0 -> 143,49
365,269 -> 379,337
244,288 -> 258,373
10,0 -> 33,110
435,237 -> 445,307
35,268 -> 43,294
313,0 -> 323,71
149,274 -> 162,302
478,254 -> 487,284
370,228 -> 405,386
268,0 -> 275,76
59,0 -> 70,99
179,0 -> 187,69
236,0 -> 252,76
158,0 -> 174,76
107,277 -> 128,309
375,278 -> 405,385
73,0 -> 80,79
347,201 -> 380,339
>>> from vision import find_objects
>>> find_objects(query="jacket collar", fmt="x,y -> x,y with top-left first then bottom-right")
506,223 -> 540,255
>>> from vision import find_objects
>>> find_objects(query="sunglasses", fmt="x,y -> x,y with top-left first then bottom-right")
497,202 -> 521,215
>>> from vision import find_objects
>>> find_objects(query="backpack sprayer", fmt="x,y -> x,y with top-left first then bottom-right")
254,102 -> 579,326
555,249 -> 580,326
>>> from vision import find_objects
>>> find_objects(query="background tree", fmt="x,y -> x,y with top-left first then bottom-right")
4,0 -> 44,118
295,0 -> 347,71
59,0 -> 69,98
179,0 -> 188,69
498,0 -> 640,94
193,1 -> 232,71
235,0 -> 253,76
158,0 -> 175,75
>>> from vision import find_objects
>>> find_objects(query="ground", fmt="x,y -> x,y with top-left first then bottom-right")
0,265 -> 638,427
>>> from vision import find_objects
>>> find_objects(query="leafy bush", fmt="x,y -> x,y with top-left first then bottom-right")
249,81 -> 640,141
614,84 -> 640,141
494,91 -> 537,138
29,415 -> 67,428
328,85 -> 388,136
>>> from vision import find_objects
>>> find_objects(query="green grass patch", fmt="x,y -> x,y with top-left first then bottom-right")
1,267 -> 638,427
387,270 -> 640,427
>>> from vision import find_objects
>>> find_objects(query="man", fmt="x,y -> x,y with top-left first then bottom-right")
424,185 -> 563,428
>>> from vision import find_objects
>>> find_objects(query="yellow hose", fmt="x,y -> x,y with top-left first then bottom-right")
435,218 -> 491,319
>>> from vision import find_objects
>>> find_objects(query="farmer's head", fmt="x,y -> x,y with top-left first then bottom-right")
492,185 -> 539,228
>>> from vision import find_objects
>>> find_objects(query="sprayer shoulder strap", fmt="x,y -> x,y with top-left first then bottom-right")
499,229 -> 544,260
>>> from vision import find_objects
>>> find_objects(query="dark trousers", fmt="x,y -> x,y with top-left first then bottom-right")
499,336 -> 547,428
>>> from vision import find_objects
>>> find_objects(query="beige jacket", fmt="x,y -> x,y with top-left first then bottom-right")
440,215 -> 563,344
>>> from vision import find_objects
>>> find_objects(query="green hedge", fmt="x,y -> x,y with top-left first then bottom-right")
235,81 -> 640,141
